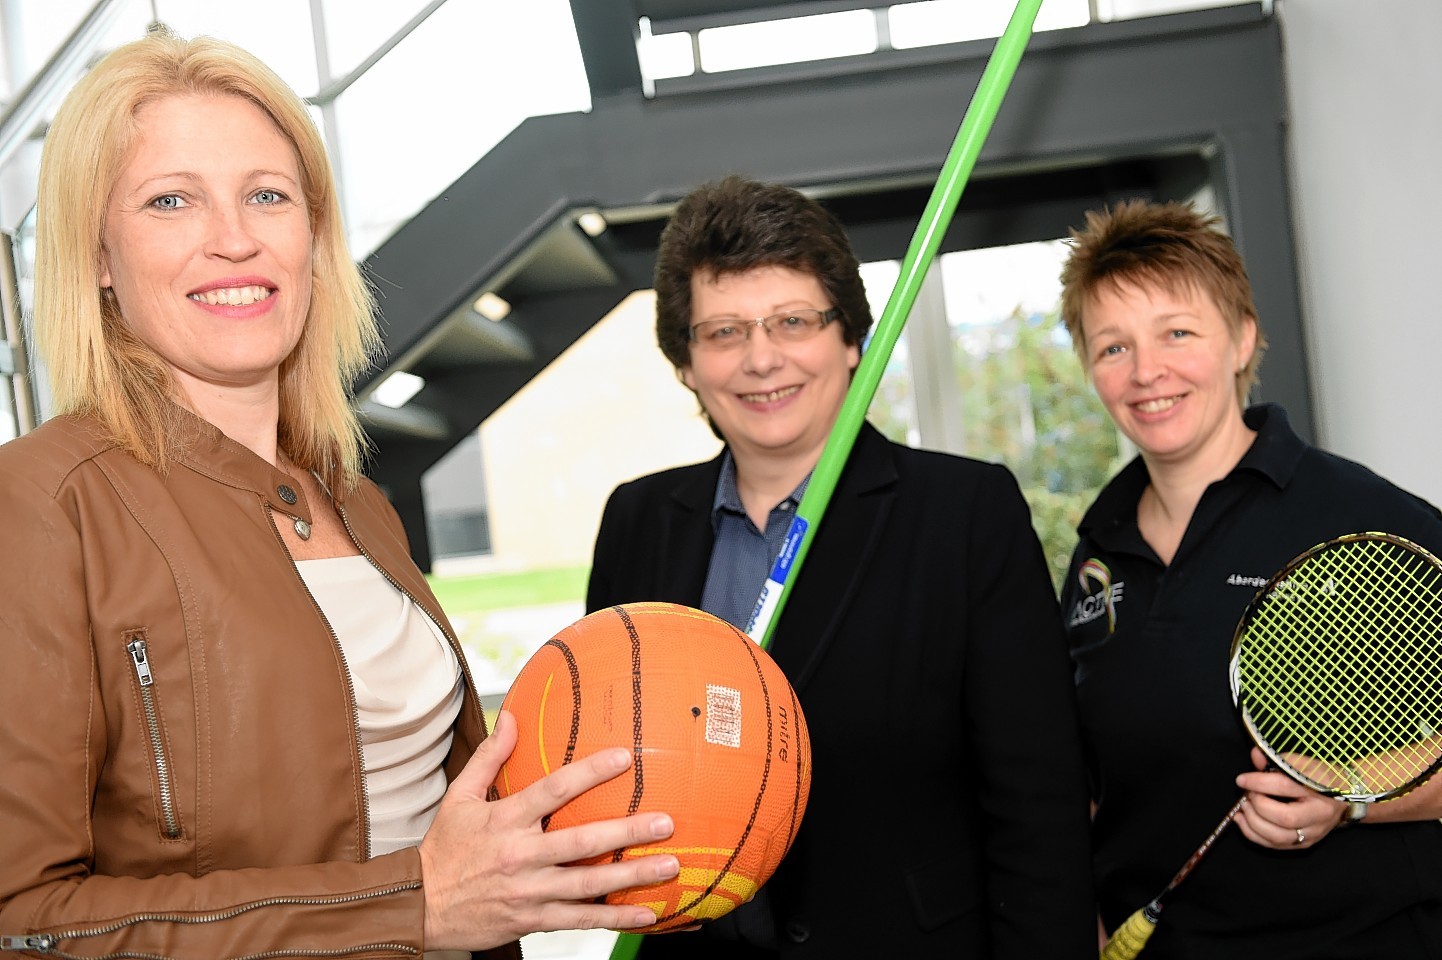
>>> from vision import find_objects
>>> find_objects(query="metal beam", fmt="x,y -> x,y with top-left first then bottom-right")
365,5 -> 1303,403
0,0 -> 129,229
568,0 -> 644,99
308,0 -> 450,105
641,0 -> 881,35
358,400 -> 449,441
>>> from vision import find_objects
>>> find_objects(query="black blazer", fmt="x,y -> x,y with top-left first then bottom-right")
587,423 -> 1097,958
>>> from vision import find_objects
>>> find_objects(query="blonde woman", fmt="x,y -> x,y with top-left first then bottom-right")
0,30 -> 676,958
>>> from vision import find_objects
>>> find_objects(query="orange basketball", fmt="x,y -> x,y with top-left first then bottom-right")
495,601 -> 811,933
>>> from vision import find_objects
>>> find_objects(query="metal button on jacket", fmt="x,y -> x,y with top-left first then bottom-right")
277,485 -> 298,505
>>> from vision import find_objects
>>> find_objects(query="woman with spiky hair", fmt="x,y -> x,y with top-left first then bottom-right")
1060,199 -> 1442,958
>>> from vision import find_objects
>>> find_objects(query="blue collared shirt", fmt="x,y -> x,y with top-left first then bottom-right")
700,450 -> 811,632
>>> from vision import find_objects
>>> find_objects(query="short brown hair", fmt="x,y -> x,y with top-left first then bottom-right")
35,28 -> 377,491
1059,199 -> 1267,405
653,175 -> 873,370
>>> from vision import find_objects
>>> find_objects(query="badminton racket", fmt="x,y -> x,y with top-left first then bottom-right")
1100,531 -> 1442,959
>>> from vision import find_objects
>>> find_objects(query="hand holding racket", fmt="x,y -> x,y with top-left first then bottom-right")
1100,531 -> 1442,960
1232,745 -> 1351,850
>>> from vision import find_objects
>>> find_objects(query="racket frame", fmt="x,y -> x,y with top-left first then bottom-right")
1226,530 -> 1442,803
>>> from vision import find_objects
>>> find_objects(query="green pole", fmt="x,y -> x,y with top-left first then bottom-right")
747,0 -> 1045,650
611,5 -> 1044,957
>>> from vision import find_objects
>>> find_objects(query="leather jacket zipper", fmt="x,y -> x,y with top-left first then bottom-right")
0,883 -> 423,958
127,637 -> 180,839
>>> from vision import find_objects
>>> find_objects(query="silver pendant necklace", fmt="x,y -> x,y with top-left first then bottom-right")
275,457 -> 313,541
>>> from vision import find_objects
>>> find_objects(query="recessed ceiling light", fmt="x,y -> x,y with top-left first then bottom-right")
474,292 -> 511,321
577,211 -> 608,237
372,370 -> 426,409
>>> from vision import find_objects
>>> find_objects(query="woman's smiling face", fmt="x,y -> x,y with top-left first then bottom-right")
100,93 -> 313,407
1082,278 -> 1256,468
681,264 -> 859,469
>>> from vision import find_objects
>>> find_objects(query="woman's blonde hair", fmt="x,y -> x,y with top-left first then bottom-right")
35,28 -> 377,491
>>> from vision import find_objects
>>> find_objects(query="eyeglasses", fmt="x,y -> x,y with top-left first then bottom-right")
687,308 -> 841,352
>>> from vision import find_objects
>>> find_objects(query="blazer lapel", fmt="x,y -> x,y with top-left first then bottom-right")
770,423 -> 897,692
656,457 -> 722,607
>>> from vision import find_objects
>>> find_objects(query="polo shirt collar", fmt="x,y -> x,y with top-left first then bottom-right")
1234,402 -> 1306,488
709,448 -> 811,532
1077,402 -> 1307,542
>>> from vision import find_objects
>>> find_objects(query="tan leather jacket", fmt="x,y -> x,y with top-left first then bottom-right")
0,413 -> 521,960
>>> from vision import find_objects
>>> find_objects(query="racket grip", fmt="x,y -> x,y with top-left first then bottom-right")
1099,908 -> 1158,960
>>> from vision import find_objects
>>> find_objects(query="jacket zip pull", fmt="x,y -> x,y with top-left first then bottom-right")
0,934 -> 57,952
128,638 -> 154,686
126,637 -> 181,839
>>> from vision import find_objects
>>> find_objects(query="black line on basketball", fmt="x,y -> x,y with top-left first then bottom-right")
611,606 -> 647,867
658,626 -> 774,926
538,637 -> 582,833
544,638 -> 583,767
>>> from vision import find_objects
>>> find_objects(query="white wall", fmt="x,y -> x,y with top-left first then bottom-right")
479,291 -> 721,571
1278,0 -> 1442,505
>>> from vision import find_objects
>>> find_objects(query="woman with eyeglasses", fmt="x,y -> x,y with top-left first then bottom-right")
586,175 -> 1097,959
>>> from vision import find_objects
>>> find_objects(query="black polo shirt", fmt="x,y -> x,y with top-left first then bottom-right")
1062,404 -> 1442,959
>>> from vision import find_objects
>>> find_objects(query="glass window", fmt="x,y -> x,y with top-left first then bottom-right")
0,0 -> 112,98
857,259 -> 921,445
1103,0 -> 1246,18
433,290 -> 713,693
889,0 -> 1090,49
316,0 -> 437,81
869,242 -> 1124,587
0,137 -> 43,235
423,431 -> 492,563
0,0 -> 153,231
154,0 -> 320,95
698,9 -> 877,73
331,0 -> 590,257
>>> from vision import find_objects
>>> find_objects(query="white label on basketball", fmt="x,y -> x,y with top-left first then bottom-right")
705,684 -> 743,748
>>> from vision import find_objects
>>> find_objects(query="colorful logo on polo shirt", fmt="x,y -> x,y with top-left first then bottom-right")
1071,558 -> 1124,633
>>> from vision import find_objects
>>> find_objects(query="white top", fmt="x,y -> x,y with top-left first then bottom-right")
296,555 -> 463,858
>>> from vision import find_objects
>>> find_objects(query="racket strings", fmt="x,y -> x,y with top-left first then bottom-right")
1236,537 -> 1442,797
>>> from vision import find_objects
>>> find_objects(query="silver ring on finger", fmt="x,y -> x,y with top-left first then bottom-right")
1294,828 -> 1306,845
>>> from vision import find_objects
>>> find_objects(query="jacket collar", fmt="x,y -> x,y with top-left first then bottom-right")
166,405 -> 319,526
770,422 -> 898,688
163,408 -> 490,767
